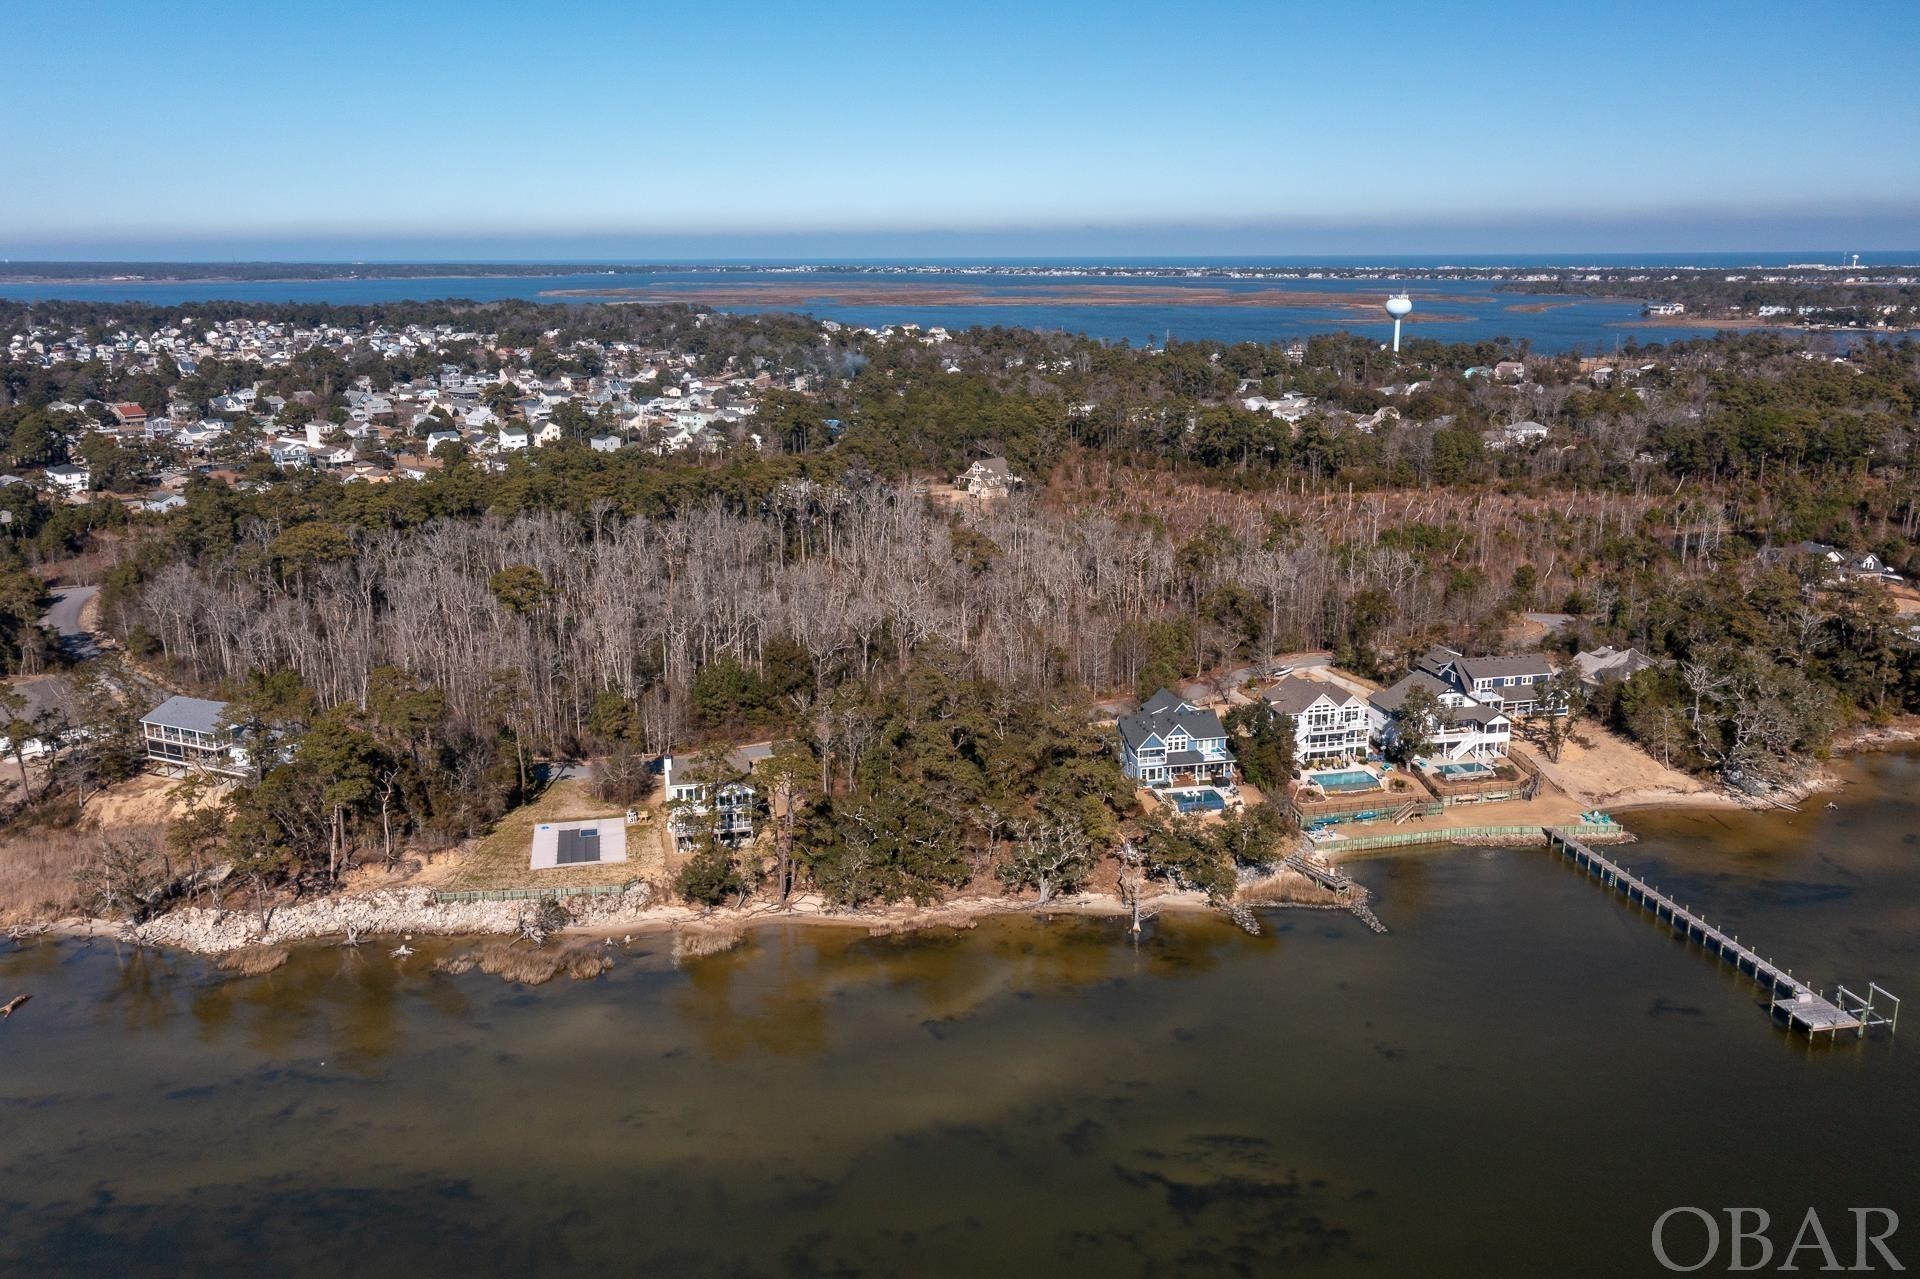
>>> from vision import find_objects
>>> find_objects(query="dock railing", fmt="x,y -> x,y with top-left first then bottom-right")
1546,827 -> 1893,1039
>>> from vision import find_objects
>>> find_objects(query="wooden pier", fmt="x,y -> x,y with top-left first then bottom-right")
1547,828 -> 1893,1038
1280,851 -> 1386,933
1283,849 -> 1351,892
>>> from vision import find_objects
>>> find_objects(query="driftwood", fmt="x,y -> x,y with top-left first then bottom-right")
1,994 -> 30,1020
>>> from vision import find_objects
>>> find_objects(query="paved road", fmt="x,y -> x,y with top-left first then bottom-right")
43,585 -> 100,660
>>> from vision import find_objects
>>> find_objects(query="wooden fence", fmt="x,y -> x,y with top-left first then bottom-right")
432,881 -> 640,906
1321,821 -> 1628,854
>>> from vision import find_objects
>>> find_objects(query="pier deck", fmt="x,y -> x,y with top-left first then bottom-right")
1546,827 -> 1868,1037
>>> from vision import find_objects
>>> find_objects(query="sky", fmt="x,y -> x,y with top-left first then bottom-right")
4,0 -> 1918,260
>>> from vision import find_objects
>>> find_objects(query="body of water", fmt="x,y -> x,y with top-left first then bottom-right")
4,752 -> 1918,1276
0,268 -> 1840,354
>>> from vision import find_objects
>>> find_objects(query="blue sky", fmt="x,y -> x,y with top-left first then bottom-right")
4,0 -> 1917,258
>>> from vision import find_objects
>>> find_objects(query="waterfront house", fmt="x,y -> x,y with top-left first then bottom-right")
140,695 -> 248,776
1368,671 -> 1512,761
1414,646 -> 1562,716
1261,675 -> 1369,762
662,745 -> 768,851
1115,690 -> 1237,787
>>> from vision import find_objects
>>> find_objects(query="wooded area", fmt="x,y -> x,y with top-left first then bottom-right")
3,298 -> 1917,912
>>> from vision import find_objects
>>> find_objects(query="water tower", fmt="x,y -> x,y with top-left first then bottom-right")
1384,293 -> 1413,353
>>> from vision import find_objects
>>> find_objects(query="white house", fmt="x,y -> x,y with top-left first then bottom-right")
1115,689 -> 1237,787
44,464 -> 91,493
1483,420 -> 1549,450
1369,671 -> 1512,761
957,456 -> 1021,498
139,695 -> 249,776
498,424 -> 530,451
269,441 -> 311,468
662,747 -> 766,851
589,434 -> 624,452
140,491 -> 186,513
1261,675 -> 1369,762
1416,646 -> 1562,717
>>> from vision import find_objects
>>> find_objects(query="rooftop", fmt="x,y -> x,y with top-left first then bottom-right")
140,695 -> 231,735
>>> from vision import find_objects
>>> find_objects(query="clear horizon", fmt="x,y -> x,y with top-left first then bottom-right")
5,1 -> 1919,258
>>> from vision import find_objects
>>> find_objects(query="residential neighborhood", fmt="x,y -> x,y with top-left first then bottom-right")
1,312 -> 805,500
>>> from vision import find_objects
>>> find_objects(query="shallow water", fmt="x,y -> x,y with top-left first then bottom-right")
0,269 -> 1760,354
4,754 -> 1918,1276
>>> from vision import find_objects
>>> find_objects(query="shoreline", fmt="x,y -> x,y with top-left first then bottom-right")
17,883 -> 1239,958
16,737 -> 1915,960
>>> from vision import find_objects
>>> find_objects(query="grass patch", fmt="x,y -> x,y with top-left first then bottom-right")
1236,870 -> 1347,907
671,923 -> 745,964
0,823 -> 165,924
215,946 -> 290,976
433,940 -> 616,985
440,779 -> 666,892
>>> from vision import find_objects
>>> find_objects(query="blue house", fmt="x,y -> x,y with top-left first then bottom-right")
1115,689 -> 1237,787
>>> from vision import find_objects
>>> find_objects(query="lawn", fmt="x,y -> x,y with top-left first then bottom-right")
438,779 -> 671,892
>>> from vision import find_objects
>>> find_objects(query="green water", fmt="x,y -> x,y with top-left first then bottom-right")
4,754 -> 1919,1277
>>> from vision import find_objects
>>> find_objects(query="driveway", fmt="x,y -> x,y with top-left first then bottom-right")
43,585 -> 100,660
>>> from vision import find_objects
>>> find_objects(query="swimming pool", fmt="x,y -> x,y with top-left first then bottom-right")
1310,769 -> 1380,793
1169,789 -> 1227,813
1435,761 -> 1495,780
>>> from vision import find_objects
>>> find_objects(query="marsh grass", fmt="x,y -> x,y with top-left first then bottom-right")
0,824 -> 166,923
434,941 -> 615,984
671,923 -> 745,964
215,946 -> 290,976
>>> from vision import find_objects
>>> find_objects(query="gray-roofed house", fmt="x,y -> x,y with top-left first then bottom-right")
140,695 -> 247,775
1757,541 -> 1903,584
1572,645 -> 1658,686
957,456 -> 1020,498
1261,675 -> 1369,762
662,744 -> 773,851
2,676 -> 76,759
1368,671 -> 1512,761
1416,645 -> 1562,717
1115,689 -> 1236,787
1480,420 -> 1549,450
